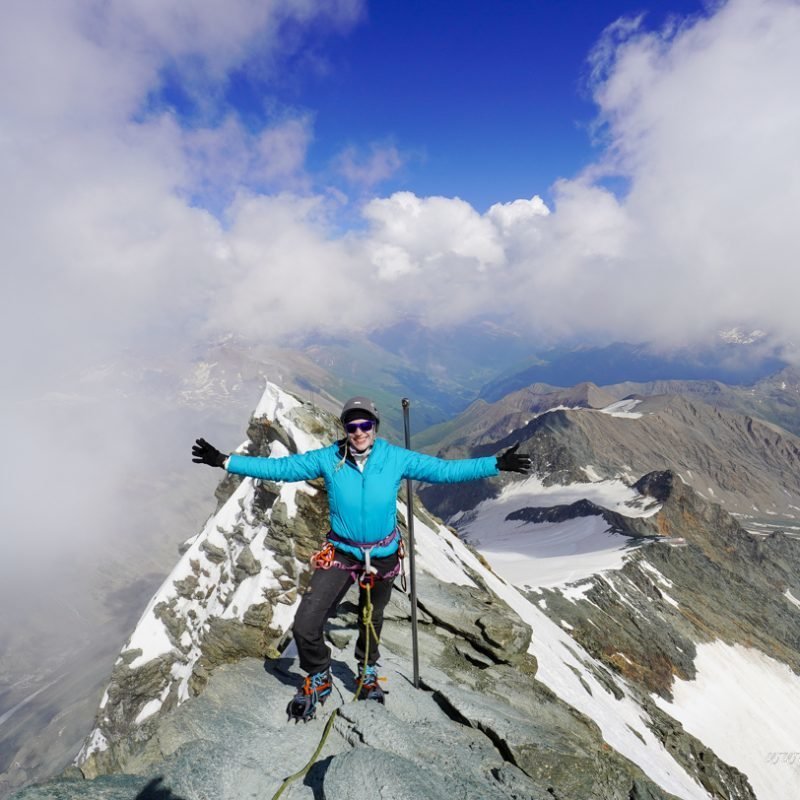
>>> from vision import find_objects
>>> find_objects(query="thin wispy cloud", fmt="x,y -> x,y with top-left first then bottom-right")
334,143 -> 405,189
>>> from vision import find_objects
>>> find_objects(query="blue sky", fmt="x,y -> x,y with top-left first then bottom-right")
298,0 -> 706,208
4,0 -> 799,384
153,0 -> 706,212
3,0 -> 800,383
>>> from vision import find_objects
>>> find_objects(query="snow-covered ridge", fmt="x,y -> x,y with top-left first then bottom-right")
454,473 -> 800,798
413,507 -> 709,799
599,398 -> 644,418
655,642 -> 800,800
121,478 -> 306,685
122,384 -> 316,695
79,383 -> 325,766
77,380 -> 800,798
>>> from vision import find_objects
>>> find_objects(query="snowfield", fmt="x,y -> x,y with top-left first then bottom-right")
451,466 -> 800,798
457,474 -> 658,588
416,512 -> 712,800
654,642 -> 800,800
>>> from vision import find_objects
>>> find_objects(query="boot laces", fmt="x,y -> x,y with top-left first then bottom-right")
361,664 -> 379,685
304,670 -> 331,696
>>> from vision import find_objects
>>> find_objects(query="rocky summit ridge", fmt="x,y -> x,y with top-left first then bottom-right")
11,382 -> 800,800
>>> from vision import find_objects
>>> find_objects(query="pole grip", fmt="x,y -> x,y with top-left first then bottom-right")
402,397 -> 420,689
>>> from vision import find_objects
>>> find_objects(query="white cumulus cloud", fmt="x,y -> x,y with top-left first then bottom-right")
334,0 -> 800,349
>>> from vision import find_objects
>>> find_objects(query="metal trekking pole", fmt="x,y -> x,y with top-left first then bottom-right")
402,398 -> 420,689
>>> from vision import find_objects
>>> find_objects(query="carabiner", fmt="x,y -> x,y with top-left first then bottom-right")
311,541 -> 336,570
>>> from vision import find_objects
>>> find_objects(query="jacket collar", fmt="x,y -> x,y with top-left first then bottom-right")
336,436 -> 384,465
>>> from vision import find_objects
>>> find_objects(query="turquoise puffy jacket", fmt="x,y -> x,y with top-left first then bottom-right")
226,438 -> 499,560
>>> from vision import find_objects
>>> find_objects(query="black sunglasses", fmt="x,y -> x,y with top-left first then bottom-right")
345,420 -> 375,433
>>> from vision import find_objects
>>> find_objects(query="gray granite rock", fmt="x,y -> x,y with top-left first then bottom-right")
49,386 -> 777,800
414,572 -> 532,664
13,605 -> 686,800
323,749 -> 454,800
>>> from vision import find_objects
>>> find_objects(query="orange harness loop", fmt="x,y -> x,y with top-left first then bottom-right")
310,542 -> 336,570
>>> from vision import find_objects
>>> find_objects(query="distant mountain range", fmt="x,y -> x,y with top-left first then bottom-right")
158,327 -> 795,442
419,385 -> 800,529
603,366 -> 800,437
478,339 -> 788,402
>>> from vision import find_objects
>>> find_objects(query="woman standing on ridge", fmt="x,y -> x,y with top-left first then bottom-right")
192,395 -> 531,722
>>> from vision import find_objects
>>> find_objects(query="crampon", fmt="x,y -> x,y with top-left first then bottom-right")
286,670 -> 332,723
356,663 -> 385,704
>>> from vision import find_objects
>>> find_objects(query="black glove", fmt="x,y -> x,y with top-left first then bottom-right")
192,438 -> 228,468
496,443 -> 532,474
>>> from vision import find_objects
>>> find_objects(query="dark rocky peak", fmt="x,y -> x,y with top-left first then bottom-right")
506,497 -> 657,539
634,470 -> 675,503
422,384 -> 800,530
416,381 -> 616,459
568,381 -> 618,409
494,380 -> 616,414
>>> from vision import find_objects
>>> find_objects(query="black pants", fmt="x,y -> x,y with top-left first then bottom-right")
292,548 -> 399,675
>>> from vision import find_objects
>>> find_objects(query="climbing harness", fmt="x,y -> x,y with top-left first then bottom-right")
273,398 -> 423,798
310,529 -> 405,586
328,527 -> 400,550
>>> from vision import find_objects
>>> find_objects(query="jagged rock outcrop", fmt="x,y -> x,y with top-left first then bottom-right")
506,497 -> 659,538
74,385 -> 339,779
10,647 -> 689,800
14,567 -> 729,800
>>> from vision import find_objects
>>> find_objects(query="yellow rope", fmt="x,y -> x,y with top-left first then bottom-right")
270,707 -> 339,799
354,580 -> 380,700
270,580 -> 379,799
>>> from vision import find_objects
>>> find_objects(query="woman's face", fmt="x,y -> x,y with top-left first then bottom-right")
345,417 -> 377,451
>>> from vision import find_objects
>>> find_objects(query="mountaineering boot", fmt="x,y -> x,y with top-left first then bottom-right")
286,669 -> 332,723
356,663 -> 385,703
